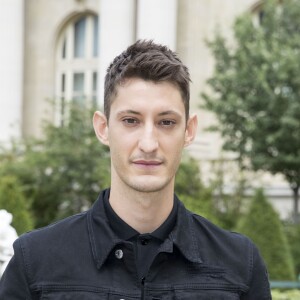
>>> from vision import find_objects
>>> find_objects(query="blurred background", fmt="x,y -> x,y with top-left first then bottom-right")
0,0 -> 300,296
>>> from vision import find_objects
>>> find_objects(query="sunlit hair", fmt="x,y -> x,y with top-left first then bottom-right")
104,40 -> 191,122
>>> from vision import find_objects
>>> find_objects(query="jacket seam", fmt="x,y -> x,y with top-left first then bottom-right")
87,210 -> 99,266
246,240 -> 254,288
18,238 -> 35,294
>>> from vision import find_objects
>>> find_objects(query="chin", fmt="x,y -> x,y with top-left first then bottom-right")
128,177 -> 172,194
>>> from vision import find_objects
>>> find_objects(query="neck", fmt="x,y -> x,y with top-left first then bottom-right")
109,183 -> 174,234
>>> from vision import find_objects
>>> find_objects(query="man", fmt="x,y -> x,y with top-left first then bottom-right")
0,40 -> 271,299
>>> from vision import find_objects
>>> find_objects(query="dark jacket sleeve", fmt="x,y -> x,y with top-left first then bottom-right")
242,243 -> 272,300
0,239 -> 32,299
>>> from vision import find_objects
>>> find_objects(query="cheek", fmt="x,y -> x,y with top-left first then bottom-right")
108,132 -> 136,160
161,137 -> 185,165
109,127 -> 135,146
160,131 -> 185,150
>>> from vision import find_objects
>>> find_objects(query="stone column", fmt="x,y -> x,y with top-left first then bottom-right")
98,0 -> 136,106
0,0 -> 24,142
136,0 -> 177,50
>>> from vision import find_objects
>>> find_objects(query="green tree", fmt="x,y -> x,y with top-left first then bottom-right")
0,104 -> 111,228
285,222 -> 300,278
236,189 -> 295,280
205,157 -> 252,230
203,0 -> 300,218
0,176 -> 33,235
175,155 -> 218,225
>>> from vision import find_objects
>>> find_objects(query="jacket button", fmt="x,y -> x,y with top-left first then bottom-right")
141,238 -> 149,245
115,249 -> 123,259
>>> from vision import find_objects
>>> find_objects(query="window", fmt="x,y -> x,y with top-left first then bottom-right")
73,72 -> 85,104
93,16 -> 99,57
251,1 -> 265,26
92,71 -> 98,105
55,14 -> 99,125
74,18 -> 86,58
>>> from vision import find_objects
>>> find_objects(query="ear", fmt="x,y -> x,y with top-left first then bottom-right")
184,114 -> 198,147
93,111 -> 110,146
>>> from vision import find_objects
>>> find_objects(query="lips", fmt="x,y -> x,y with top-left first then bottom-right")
133,160 -> 162,166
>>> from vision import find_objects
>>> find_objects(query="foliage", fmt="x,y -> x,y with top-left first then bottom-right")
175,154 -> 205,197
0,175 -> 33,235
208,158 -> 249,230
284,222 -> 300,278
175,155 -> 218,224
236,189 -> 295,280
0,104 -> 111,228
203,0 -> 300,216
272,289 -> 300,300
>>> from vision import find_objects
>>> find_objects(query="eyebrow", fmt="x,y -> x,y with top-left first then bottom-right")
116,110 -> 182,118
116,110 -> 141,117
158,110 -> 182,118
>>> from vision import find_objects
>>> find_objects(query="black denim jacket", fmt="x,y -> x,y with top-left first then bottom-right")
0,190 -> 271,299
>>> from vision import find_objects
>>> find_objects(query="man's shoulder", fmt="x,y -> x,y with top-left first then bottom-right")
191,212 -> 249,240
185,209 -> 254,255
11,210 -> 95,284
178,207 -> 270,297
17,210 -> 89,247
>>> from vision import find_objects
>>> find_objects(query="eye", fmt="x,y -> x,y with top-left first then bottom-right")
122,118 -> 139,126
159,120 -> 176,127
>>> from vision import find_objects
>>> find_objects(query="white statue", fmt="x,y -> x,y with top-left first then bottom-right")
0,210 -> 18,277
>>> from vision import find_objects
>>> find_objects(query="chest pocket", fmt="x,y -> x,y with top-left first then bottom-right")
145,279 -> 243,300
145,289 -> 240,300
41,291 -> 108,300
174,289 -> 240,300
108,294 -> 140,300
40,289 -> 140,300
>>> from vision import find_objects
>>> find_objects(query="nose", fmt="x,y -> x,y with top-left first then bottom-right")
138,125 -> 159,153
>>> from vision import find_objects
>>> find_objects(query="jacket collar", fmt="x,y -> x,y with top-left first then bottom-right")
87,189 -> 203,270
163,198 -> 203,264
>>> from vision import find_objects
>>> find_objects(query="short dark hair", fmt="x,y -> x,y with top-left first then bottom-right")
104,40 -> 191,122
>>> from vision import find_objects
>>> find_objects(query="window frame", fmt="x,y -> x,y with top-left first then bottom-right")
55,13 -> 99,125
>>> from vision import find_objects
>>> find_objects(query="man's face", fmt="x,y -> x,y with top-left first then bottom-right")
95,78 -> 197,194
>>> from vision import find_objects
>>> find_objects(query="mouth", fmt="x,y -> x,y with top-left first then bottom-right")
132,160 -> 163,168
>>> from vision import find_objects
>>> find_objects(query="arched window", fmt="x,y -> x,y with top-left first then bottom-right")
251,1 -> 265,26
55,14 -> 99,125
251,0 -> 283,26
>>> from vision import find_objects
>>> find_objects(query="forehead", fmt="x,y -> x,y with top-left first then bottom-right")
110,78 -> 185,114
